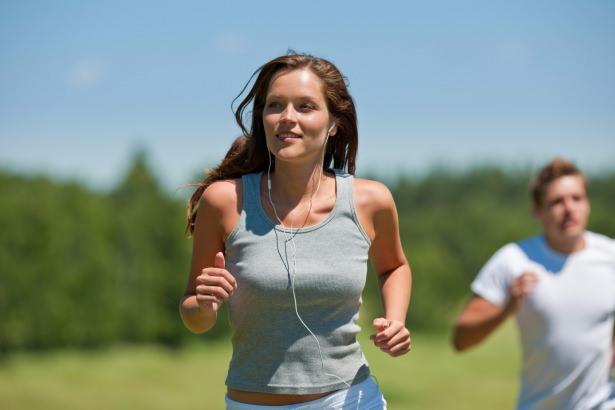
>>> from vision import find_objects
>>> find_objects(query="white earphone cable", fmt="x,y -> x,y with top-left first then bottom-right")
266,131 -> 351,389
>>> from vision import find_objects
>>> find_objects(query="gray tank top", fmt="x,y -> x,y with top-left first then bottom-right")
224,170 -> 372,394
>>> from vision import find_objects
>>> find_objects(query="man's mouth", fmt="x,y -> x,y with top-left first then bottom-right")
561,218 -> 578,229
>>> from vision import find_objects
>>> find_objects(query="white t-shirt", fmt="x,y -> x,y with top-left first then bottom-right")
471,231 -> 615,410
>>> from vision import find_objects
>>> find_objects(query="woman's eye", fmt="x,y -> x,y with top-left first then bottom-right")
266,101 -> 283,111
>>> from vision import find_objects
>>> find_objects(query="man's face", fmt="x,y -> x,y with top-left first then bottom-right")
534,175 -> 590,243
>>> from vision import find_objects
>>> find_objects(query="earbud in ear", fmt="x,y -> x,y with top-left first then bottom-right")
328,123 -> 336,135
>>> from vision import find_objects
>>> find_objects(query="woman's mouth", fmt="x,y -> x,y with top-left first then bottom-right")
276,132 -> 302,142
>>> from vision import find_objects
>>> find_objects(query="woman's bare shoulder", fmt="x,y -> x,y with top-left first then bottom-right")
352,177 -> 395,213
199,178 -> 242,217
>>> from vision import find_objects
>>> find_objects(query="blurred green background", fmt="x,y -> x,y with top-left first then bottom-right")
1,154 -> 614,409
2,2 -> 614,409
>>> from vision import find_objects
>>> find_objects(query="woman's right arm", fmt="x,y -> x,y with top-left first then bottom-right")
179,180 -> 240,334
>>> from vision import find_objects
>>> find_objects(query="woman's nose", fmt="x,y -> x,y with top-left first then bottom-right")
279,105 -> 297,123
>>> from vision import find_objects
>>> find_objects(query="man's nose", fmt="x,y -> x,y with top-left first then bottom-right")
563,197 -> 576,213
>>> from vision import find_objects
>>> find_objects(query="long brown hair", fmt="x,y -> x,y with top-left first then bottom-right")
186,52 -> 359,235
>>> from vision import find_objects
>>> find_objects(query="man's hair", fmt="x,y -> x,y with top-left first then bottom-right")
530,157 -> 587,206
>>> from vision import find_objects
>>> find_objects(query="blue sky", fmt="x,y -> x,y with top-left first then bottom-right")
1,1 -> 614,191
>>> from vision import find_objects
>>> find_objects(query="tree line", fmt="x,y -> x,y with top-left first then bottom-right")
1,155 -> 613,352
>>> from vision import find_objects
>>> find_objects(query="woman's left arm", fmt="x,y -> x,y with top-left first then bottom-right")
355,179 -> 412,357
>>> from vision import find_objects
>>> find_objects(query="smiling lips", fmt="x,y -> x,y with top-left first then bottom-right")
276,132 -> 302,142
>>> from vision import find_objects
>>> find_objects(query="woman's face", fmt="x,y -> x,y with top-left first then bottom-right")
262,68 -> 336,166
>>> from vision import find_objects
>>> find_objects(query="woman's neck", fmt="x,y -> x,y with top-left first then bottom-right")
268,161 -> 328,205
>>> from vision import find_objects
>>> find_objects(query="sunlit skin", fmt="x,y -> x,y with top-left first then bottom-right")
452,174 -> 591,352
263,68 -> 336,167
258,68 -> 339,232
533,175 -> 590,254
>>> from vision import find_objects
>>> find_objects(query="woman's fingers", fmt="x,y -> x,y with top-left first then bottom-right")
196,294 -> 221,306
196,284 -> 230,300
197,268 -> 237,293
195,263 -> 237,310
369,318 -> 412,357
379,326 -> 411,348
387,340 -> 412,356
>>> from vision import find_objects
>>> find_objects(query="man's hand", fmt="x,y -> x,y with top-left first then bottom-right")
507,271 -> 539,313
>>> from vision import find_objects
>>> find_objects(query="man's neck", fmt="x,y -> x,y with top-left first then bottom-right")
543,232 -> 586,254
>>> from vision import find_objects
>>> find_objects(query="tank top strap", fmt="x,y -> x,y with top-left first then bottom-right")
242,170 -> 358,227
240,172 -> 261,213
333,169 -> 355,217
333,169 -> 370,244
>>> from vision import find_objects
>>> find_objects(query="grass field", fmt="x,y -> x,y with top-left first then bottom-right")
0,324 -> 520,409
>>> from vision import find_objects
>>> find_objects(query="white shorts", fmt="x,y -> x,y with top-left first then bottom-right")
225,376 -> 387,410
600,382 -> 615,410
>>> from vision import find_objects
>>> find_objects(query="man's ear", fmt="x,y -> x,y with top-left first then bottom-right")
531,202 -> 542,220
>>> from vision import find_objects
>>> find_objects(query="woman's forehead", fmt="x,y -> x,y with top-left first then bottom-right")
266,68 -> 326,99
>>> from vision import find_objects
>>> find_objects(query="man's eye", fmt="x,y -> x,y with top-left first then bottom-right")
547,198 -> 560,208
